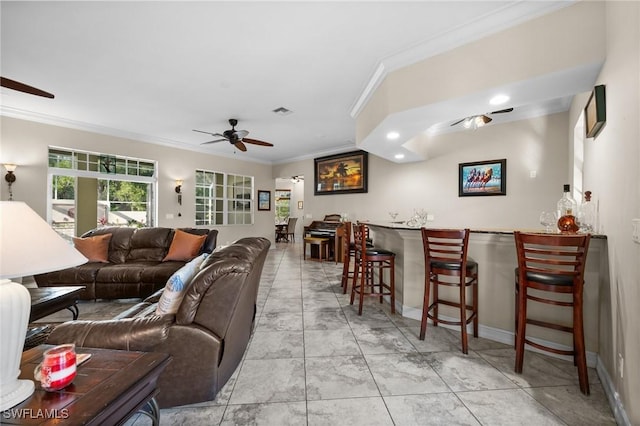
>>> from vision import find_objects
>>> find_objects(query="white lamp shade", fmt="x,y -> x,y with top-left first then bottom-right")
0,201 -> 87,279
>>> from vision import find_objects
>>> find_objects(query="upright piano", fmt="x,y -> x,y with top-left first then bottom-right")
304,220 -> 347,262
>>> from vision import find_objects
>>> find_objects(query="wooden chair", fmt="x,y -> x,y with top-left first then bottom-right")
420,228 -> 478,355
513,231 -> 591,394
350,223 -> 395,315
285,217 -> 298,242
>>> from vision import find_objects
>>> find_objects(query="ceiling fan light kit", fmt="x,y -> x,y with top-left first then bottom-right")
453,107 -> 514,130
194,119 -> 274,152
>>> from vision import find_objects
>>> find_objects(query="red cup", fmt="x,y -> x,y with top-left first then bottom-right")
34,344 -> 77,391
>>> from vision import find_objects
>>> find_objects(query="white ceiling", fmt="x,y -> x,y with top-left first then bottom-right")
1,1 -> 580,164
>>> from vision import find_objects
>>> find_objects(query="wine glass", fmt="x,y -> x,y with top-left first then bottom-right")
539,211 -> 557,233
388,212 -> 398,222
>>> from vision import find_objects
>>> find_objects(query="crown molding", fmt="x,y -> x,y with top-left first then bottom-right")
0,106 -> 273,165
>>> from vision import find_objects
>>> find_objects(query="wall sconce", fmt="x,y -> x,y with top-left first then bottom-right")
175,180 -> 183,205
3,164 -> 17,201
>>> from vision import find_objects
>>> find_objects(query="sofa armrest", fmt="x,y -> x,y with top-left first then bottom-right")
47,315 -> 174,352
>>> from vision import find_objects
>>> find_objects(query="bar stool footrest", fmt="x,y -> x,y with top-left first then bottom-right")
523,338 -> 575,357
526,318 -> 573,334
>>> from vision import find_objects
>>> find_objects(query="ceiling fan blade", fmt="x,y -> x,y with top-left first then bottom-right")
490,107 -> 514,114
201,138 -> 227,145
1,77 -> 54,98
234,141 -> 247,152
450,118 -> 466,126
193,129 -> 225,137
242,137 -> 274,147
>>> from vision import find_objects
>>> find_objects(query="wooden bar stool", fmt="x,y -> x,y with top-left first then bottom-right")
513,231 -> 591,395
304,236 -> 329,261
337,222 -> 354,293
420,228 -> 478,355
350,223 -> 395,315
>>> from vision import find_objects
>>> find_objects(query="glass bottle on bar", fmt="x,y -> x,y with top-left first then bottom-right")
578,190 -> 596,233
557,184 -> 579,233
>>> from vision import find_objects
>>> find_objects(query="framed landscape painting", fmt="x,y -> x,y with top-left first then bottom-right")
314,150 -> 368,195
257,190 -> 271,211
459,159 -> 506,197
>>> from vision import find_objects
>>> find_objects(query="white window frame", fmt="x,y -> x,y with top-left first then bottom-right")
47,147 -> 157,232
195,169 -> 254,226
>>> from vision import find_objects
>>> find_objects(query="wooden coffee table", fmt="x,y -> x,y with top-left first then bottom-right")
4,345 -> 171,425
28,286 -> 86,322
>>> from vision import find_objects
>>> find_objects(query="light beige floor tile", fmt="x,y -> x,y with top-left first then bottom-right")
524,385 -> 616,425
384,393 -> 481,425
305,355 -> 379,400
307,397 -> 394,426
458,388 -> 565,425
221,401 -> 307,425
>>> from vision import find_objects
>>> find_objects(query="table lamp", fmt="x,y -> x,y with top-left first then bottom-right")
0,201 -> 87,410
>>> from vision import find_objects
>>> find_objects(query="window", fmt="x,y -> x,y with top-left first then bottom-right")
274,189 -> 291,220
48,147 -> 155,177
48,147 -> 156,239
195,170 -> 254,226
98,179 -> 153,228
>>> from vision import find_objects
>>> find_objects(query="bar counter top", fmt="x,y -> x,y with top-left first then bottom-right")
365,221 -> 607,238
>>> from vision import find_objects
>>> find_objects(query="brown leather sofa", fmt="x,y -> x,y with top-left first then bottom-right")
47,237 -> 271,408
34,227 -> 218,300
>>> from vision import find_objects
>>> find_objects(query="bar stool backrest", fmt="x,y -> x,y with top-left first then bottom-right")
353,223 -> 366,256
513,232 -> 591,292
421,228 -> 471,275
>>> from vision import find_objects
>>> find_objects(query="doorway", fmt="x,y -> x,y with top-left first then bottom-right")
275,176 -> 304,240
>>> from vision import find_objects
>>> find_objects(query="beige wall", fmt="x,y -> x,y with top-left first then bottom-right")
0,117 -> 276,246
566,2 -> 639,423
275,112 -> 569,230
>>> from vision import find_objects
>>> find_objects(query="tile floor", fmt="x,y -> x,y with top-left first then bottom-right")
117,241 -> 615,425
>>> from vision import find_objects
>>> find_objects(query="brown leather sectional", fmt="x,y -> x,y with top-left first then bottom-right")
47,237 -> 271,408
34,226 -> 218,300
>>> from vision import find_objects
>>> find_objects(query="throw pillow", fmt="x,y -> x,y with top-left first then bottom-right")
163,229 -> 207,262
155,253 -> 208,315
72,233 -> 112,263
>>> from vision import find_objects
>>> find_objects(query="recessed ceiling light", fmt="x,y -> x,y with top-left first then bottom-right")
387,131 -> 400,140
489,94 -> 510,106
394,153 -> 405,159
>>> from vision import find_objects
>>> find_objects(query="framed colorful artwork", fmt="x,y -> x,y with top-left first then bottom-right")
314,150 -> 368,195
459,159 -> 507,197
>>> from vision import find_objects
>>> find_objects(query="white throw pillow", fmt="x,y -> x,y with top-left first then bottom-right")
155,253 -> 208,315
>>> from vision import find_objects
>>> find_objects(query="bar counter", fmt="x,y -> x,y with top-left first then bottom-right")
366,222 -> 609,365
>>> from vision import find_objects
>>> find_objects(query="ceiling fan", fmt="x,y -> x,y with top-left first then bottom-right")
450,108 -> 513,129
0,77 -> 54,98
193,119 -> 274,152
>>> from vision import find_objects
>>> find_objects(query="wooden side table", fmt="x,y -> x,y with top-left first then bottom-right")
3,345 -> 171,426
304,237 -> 329,261
28,286 -> 86,322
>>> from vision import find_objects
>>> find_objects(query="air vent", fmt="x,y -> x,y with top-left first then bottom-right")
272,107 -> 293,116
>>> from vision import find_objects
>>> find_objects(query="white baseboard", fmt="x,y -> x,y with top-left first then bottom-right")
597,357 -> 631,426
